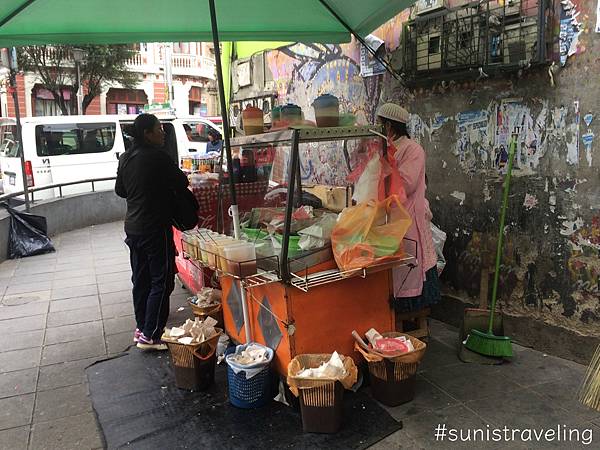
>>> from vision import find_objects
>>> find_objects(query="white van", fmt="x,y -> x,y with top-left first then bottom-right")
0,115 -> 124,200
0,114 -> 222,200
120,115 -> 222,163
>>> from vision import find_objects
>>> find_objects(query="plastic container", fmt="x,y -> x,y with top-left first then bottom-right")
299,381 -> 344,433
312,94 -> 340,128
271,105 -> 283,124
223,242 -> 257,277
273,233 -> 301,252
281,104 -> 302,125
225,344 -> 274,409
216,240 -> 244,270
242,106 -> 264,135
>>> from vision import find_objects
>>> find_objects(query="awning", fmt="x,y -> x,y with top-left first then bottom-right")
0,0 -> 413,46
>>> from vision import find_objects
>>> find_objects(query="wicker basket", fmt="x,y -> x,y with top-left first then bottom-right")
164,329 -> 222,391
188,301 -> 223,329
355,332 -> 426,407
287,353 -> 358,434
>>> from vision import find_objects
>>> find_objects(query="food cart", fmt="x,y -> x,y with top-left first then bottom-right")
180,125 -> 417,376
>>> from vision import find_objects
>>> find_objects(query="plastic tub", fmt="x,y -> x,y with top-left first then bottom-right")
217,240 -> 244,271
223,242 -> 257,277
242,106 -> 264,135
225,344 -> 273,409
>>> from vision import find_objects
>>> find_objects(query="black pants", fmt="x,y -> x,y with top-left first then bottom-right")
125,228 -> 176,340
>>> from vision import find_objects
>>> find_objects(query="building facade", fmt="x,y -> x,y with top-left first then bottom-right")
0,42 -> 218,118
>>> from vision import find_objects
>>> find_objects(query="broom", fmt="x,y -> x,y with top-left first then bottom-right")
464,137 -> 515,358
578,344 -> 600,411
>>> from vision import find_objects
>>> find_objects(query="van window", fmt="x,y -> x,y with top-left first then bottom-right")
0,124 -> 19,157
184,121 -> 212,143
35,123 -> 116,157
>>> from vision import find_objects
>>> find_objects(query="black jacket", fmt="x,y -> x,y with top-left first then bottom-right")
115,144 -> 189,235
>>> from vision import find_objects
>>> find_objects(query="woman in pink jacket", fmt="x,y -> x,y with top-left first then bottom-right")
376,103 -> 440,313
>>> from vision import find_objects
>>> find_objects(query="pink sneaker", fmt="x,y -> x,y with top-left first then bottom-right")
136,333 -> 168,351
133,328 -> 142,343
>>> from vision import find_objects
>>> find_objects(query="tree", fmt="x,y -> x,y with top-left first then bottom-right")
18,44 -> 139,115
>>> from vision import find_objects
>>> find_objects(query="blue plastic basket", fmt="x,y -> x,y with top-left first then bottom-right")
225,343 -> 273,409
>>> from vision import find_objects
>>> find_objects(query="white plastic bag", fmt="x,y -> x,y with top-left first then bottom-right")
298,213 -> 338,251
352,155 -> 381,204
431,222 -> 447,274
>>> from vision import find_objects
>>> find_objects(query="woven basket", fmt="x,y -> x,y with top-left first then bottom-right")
188,300 -> 222,317
165,328 -> 222,368
355,332 -> 426,382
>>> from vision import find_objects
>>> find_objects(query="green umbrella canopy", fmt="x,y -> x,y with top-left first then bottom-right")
0,0 -> 413,46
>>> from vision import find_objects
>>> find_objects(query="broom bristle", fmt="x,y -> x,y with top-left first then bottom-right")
578,344 -> 600,412
464,329 -> 513,358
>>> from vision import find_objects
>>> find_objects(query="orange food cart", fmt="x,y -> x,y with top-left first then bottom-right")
180,126 -> 416,377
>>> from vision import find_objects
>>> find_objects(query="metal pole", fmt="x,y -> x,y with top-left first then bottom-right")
208,0 -> 240,239
76,60 -> 82,115
208,0 -> 248,343
8,48 -> 30,211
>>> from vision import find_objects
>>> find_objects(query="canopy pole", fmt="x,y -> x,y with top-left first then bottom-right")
8,47 -> 31,211
208,0 -> 251,344
317,0 -> 399,80
208,0 -> 240,240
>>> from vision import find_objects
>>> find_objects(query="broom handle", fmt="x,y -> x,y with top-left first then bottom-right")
488,137 -> 517,334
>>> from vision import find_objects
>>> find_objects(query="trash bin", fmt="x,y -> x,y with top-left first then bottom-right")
225,343 -> 274,409
355,332 -> 426,407
165,330 -> 221,391
287,353 -> 358,434
189,301 -> 224,330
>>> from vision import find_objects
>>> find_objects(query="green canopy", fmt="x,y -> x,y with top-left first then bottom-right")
0,0 -> 413,47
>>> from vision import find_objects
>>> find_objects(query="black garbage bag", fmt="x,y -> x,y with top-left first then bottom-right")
3,204 -> 55,259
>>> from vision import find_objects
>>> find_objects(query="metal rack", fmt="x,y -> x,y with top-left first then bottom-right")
229,125 -> 417,288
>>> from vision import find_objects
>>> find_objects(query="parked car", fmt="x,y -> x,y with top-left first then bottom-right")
0,115 -> 222,200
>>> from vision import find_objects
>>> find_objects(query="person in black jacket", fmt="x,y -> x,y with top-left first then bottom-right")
115,113 -> 189,351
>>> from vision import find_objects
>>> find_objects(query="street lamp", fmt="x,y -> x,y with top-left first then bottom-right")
72,48 -> 86,115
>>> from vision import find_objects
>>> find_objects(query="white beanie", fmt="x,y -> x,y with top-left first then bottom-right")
376,103 -> 409,124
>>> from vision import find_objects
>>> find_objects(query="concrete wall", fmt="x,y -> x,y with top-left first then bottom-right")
231,1 -> 600,361
0,190 -> 126,263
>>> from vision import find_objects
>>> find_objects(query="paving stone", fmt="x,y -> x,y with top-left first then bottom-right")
29,412 -> 102,450
0,425 -> 29,450
101,302 -> 134,319
379,375 -> 459,421
38,357 -> 100,392
418,339 -> 464,374
13,264 -> 55,276
0,348 -> 41,373
95,263 -> 131,275
52,268 -> 96,281
0,315 -> 46,334
97,279 -> 132,295
1,291 -> 51,306
0,368 -> 38,399
41,339 -> 106,366
467,387 -> 592,431
103,315 -> 136,335
33,384 -> 92,422
9,272 -> 55,285
421,362 -> 522,402
100,290 -> 131,305
106,331 -> 135,354
498,349 -> 586,388
44,321 -> 103,345
49,295 -> 99,313
0,330 -> 44,352
52,275 -> 97,290
0,301 -> 48,320
4,281 -> 53,296
46,306 -> 101,328
531,379 -> 600,423
0,394 -> 34,431
96,271 -> 131,284
94,258 -> 129,268
50,284 -> 98,301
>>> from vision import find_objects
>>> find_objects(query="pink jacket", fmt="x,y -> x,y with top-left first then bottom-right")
390,137 -> 437,298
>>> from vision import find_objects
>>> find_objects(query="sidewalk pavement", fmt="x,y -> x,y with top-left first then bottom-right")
0,222 -> 598,449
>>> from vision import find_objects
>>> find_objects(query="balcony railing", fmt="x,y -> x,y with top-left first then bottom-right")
402,0 -> 556,85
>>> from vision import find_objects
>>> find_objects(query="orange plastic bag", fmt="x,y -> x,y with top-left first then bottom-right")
331,195 -> 412,271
